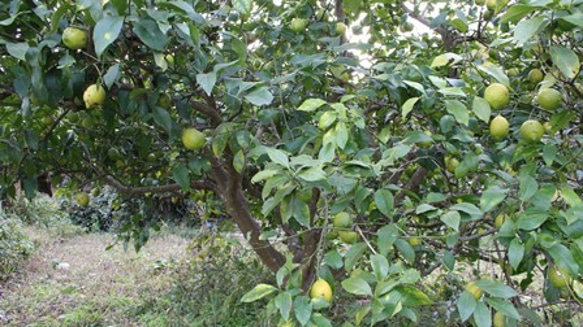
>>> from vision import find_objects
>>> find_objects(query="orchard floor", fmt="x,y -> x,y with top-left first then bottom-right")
0,227 -> 189,326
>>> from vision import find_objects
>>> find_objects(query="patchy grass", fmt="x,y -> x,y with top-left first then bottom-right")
0,228 -> 189,326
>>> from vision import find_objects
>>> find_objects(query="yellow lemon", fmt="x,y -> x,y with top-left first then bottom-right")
310,279 -> 333,302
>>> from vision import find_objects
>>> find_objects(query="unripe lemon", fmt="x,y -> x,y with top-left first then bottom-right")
333,212 -> 352,228
486,0 -> 498,11
338,231 -> 358,244
76,192 -> 90,207
484,83 -> 509,110
83,84 -> 106,109
445,156 -> 459,173
537,88 -> 562,111
181,128 -> 205,150
490,115 -> 509,141
520,120 -> 544,143
507,68 -> 519,77
409,236 -> 422,246
549,267 -> 571,289
67,112 -> 80,123
310,279 -> 333,302
62,27 -> 87,50
475,0 -> 486,6
465,282 -> 483,300
335,22 -> 347,35
543,122 -> 553,133
291,18 -> 308,33
527,69 -> 544,84
107,148 -> 121,160
42,115 -> 54,126
494,213 -> 507,228
493,311 -> 506,327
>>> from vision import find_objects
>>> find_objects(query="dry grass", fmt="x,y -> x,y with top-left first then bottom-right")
0,228 -> 189,326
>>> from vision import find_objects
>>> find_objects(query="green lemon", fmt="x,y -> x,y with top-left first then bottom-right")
62,27 -> 87,50
484,83 -> 510,110
490,115 -> 509,141
520,120 -> 544,143
181,128 -> 205,150
537,88 -> 562,111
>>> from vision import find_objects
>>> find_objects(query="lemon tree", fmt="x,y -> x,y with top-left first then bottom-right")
1,0 -> 582,325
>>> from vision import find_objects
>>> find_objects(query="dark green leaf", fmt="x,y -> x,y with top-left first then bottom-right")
93,15 -> 124,57
345,243 -> 367,271
486,298 -> 521,320
275,291 -> 292,321
133,19 -> 167,51
508,238 -> 524,270
474,280 -> 518,298
550,46 -> 580,80
377,224 -> 397,256
342,277 -> 372,296
473,302 -> 491,327
246,86 -> 273,106
172,164 -> 190,191
480,186 -> 508,212
196,72 -> 217,96
458,291 -> 477,322
152,106 -> 172,133
374,189 -> 394,217
294,296 -> 312,326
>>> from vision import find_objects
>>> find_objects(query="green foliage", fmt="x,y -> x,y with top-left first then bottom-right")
1,0 -> 582,325
0,215 -> 34,281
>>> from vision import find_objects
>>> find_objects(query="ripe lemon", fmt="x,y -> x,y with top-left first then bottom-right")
338,231 -> 358,244
549,267 -> 571,289
182,128 -> 205,150
335,22 -> 347,35
83,84 -> 106,108
465,282 -> 483,300
484,83 -> 509,110
62,27 -> 87,50
291,18 -> 308,33
76,192 -> 90,207
537,88 -> 562,111
310,279 -> 332,302
527,69 -> 543,84
520,120 -> 544,143
490,115 -> 509,141
493,311 -> 506,327
333,212 -> 352,228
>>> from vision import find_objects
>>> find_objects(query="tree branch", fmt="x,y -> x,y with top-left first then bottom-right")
103,175 -> 217,195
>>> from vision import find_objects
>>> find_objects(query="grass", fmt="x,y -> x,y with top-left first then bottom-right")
0,226 -> 189,326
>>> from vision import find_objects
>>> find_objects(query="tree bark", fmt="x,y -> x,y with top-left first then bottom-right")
212,155 -> 286,273
221,180 -> 286,273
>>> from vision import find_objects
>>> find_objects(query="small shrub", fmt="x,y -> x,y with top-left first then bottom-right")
0,215 -> 34,281
9,194 -> 67,227
136,233 -> 275,326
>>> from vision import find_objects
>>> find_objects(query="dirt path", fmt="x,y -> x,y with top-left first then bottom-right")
0,230 -> 190,326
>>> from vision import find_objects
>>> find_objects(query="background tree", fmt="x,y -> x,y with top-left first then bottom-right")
1,0 -> 582,325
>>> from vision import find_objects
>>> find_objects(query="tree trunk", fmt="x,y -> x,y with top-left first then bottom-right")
214,159 -> 286,273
